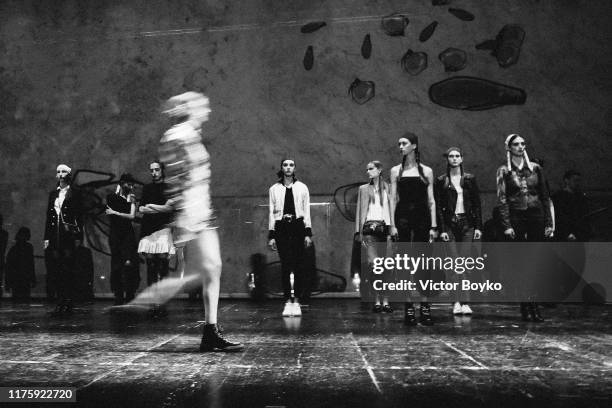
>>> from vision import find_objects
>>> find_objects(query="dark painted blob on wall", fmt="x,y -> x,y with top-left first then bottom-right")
0,0 -> 611,295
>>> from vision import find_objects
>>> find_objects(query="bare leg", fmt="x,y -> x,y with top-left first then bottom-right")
186,228 -> 221,325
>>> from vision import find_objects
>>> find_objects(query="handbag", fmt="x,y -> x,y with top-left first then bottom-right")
362,220 -> 387,236
60,211 -> 81,235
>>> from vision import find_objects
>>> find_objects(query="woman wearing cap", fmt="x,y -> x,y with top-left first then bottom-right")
355,161 -> 393,313
389,132 -> 438,325
496,133 -> 554,322
435,147 -> 482,316
105,173 -> 139,305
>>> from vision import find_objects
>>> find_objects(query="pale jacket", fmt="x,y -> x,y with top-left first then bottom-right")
354,182 -> 392,234
268,181 -> 312,230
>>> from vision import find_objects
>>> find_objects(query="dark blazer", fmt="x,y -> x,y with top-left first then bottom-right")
44,186 -> 84,245
435,173 -> 482,232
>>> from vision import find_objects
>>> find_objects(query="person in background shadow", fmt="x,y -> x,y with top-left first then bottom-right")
5,227 -> 36,302
0,214 -> 8,300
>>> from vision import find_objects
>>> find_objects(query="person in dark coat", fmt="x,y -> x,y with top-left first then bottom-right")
44,164 -> 83,313
105,173 -> 139,305
5,227 -> 36,302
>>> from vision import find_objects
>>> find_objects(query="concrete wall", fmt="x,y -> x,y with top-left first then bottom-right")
0,0 -> 611,296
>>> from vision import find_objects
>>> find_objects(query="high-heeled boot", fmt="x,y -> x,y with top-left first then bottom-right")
419,303 -> 434,326
528,302 -> 544,322
520,302 -> 530,321
404,302 -> 417,326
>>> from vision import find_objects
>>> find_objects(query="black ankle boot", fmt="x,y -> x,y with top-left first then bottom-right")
404,302 -> 417,326
529,303 -> 544,322
419,303 -> 434,326
520,302 -> 531,321
200,324 -> 244,352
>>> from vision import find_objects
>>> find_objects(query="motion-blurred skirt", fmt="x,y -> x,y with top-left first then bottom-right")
138,228 -> 176,255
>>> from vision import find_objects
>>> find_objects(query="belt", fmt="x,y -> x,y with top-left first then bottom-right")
281,214 -> 301,222
451,213 -> 467,223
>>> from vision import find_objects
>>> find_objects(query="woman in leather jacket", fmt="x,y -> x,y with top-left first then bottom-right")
435,147 -> 482,315
496,134 -> 554,322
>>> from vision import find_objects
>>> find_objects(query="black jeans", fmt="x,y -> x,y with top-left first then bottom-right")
275,218 -> 307,300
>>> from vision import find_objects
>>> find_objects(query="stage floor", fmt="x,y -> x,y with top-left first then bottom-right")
0,299 -> 610,407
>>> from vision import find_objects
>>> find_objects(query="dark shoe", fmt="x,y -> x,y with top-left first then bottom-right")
520,302 -> 531,321
529,303 -> 544,322
372,304 -> 383,313
404,303 -> 417,326
382,304 -> 394,313
199,324 -> 244,352
419,303 -> 434,326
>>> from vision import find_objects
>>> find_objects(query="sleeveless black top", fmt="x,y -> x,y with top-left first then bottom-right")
397,176 -> 429,218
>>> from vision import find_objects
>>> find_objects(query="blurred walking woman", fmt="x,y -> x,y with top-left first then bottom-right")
355,161 -> 393,313
496,133 -> 553,322
390,132 -> 437,325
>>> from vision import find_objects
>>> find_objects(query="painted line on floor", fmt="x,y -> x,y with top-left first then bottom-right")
78,321 -> 204,390
440,340 -> 489,369
350,332 -> 382,395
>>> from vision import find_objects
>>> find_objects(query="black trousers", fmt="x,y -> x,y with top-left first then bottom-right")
109,231 -> 139,302
46,226 -> 77,304
275,219 -> 307,300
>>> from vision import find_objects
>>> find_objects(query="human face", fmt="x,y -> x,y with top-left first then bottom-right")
282,160 -> 295,177
508,136 -> 526,157
446,150 -> 463,168
398,138 -> 415,156
56,167 -> 70,181
150,163 -> 163,182
121,181 -> 134,194
366,163 -> 381,179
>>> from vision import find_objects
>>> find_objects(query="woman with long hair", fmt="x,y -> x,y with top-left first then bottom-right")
355,161 -> 393,313
389,132 -> 438,325
496,133 -> 554,322
435,147 -> 482,315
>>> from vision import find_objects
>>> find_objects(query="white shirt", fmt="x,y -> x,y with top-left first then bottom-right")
366,190 -> 385,221
451,177 -> 465,214
55,185 -> 70,216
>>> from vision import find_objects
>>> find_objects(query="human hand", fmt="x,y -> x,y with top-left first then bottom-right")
105,206 -> 115,216
429,228 -> 438,242
504,228 -> 516,239
544,226 -> 554,239
440,232 -> 450,242
567,233 -> 577,241
268,238 -> 277,251
43,240 -> 49,250
474,229 -> 482,240
304,236 -> 313,248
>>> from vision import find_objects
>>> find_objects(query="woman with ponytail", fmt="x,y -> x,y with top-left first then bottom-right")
355,161 -> 393,313
390,132 -> 438,326
435,147 -> 482,315
496,133 -> 554,322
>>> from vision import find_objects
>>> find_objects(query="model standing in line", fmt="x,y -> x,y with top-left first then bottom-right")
355,161 -> 394,313
268,159 -> 313,317
496,133 -> 554,322
389,133 -> 438,326
435,147 -> 482,315
105,173 -> 140,306
138,160 -> 175,316
44,164 -> 83,313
